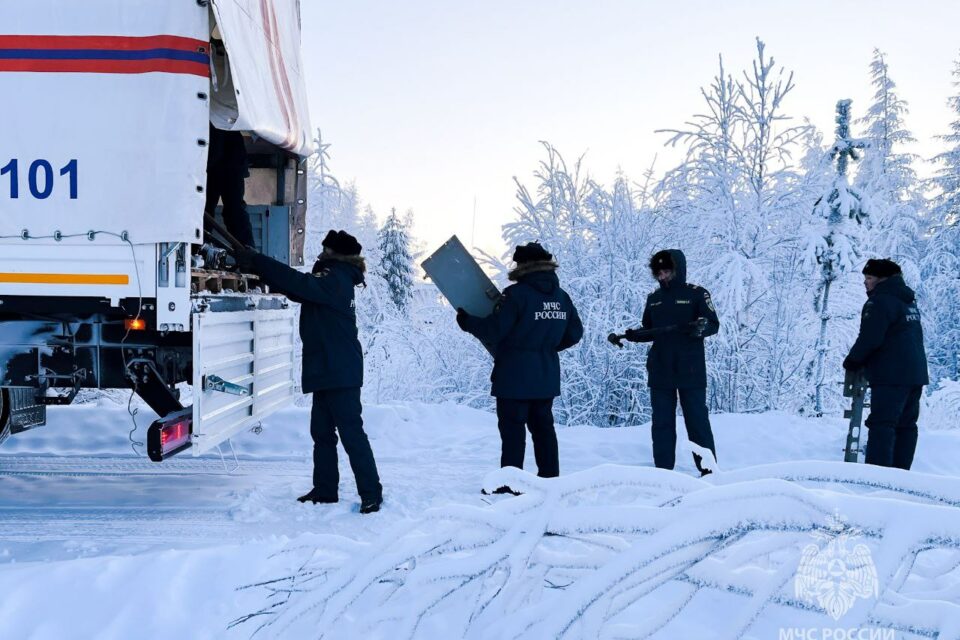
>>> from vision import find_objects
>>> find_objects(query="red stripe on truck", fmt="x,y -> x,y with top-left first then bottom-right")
0,58 -> 209,77
0,34 -> 210,77
0,34 -> 208,53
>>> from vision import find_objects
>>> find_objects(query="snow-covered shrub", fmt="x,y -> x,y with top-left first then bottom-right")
504,143 -> 658,426
921,380 -> 960,430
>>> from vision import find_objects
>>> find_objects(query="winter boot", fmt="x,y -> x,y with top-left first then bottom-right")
359,497 -> 383,514
298,489 -> 338,504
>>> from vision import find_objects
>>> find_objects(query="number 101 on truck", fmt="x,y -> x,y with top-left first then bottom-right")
0,0 -> 315,461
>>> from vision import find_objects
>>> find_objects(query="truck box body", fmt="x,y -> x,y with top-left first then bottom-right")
0,0 -> 314,457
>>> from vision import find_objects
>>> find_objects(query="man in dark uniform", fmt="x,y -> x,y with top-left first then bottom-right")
843,258 -> 928,470
619,249 -> 720,476
206,124 -> 256,248
457,243 -> 583,491
236,230 -> 383,513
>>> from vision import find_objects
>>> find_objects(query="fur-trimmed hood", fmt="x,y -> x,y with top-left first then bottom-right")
650,249 -> 686,288
508,260 -> 560,294
312,252 -> 366,285
508,259 -> 558,282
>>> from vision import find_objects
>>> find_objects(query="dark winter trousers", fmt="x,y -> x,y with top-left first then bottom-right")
864,385 -> 922,470
495,398 -> 559,478
650,387 -> 717,473
310,388 -> 382,502
205,169 -> 255,248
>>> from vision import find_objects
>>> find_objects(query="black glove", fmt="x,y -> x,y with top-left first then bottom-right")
456,307 -> 469,331
842,356 -> 860,371
684,318 -> 708,338
233,245 -> 258,272
623,328 -> 646,343
607,333 -> 624,348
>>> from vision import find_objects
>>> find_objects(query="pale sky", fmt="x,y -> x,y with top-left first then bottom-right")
300,0 -> 960,258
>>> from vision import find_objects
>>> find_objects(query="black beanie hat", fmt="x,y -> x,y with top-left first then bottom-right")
649,250 -> 674,275
862,258 -> 901,278
512,242 -> 552,264
322,229 -> 362,256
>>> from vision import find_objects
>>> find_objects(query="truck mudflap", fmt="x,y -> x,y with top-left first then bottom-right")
190,304 -> 297,456
0,386 -> 46,449
4,387 -> 46,434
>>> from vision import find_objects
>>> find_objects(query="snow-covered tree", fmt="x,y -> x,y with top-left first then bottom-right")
377,208 -> 416,313
505,143 -> 658,426
296,42 -> 954,422
304,129 -> 345,260
922,54 -> 960,383
930,55 -> 960,229
855,49 -> 923,278
656,39 -> 812,412
807,99 -> 870,414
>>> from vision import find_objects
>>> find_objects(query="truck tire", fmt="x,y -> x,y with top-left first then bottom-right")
0,388 -> 10,448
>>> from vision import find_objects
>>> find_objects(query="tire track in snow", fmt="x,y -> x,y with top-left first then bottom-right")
0,455 -> 310,478
0,455 -> 322,559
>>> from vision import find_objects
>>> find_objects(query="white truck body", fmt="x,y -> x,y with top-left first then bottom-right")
0,0 -> 313,457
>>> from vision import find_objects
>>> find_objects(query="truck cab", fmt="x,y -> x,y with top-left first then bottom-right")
0,0 -> 314,460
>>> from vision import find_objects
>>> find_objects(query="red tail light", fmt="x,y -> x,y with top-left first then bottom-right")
147,409 -> 192,462
125,318 -> 147,331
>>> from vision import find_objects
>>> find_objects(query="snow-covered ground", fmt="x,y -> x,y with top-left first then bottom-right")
1,403 -> 958,639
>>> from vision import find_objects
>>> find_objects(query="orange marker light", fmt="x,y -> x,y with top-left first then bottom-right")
125,318 -> 147,331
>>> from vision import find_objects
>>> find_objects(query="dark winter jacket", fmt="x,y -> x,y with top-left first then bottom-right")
248,252 -> 365,392
459,262 -> 583,399
635,250 -> 720,389
844,275 -> 929,387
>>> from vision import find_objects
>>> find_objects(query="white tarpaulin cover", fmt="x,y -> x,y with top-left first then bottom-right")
211,0 -> 314,158
0,0 -> 209,245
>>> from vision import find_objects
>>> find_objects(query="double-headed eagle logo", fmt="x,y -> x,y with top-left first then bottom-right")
795,511 -> 879,620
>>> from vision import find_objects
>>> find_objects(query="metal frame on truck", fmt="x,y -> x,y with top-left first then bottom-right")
0,0 -> 314,460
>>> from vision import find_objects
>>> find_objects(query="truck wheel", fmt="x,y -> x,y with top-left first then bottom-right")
0,388 -> 10,448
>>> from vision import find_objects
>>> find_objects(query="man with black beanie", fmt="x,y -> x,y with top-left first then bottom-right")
843,258 -> 928,470
456,242 -> 583,491
615,249 -> 720,476
236,230 -> 383,513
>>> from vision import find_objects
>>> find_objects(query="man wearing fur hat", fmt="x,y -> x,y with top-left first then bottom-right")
456,242 -> 583,490
843,258 -> 928,470
236,230 -> 383,513
617,249 -> 720,476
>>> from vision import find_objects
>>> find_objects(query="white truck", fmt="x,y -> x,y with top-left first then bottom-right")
0,0 -> 314,460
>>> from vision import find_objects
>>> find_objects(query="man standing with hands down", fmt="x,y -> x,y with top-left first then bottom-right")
457,242 -> 583,492
236,230 -> 383,514
612,249 -> 720,476
843,259 -> 928,470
